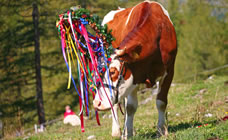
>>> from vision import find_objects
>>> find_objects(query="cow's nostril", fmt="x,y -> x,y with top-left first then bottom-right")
93,100 -> 101,109
98,101 -> 101,106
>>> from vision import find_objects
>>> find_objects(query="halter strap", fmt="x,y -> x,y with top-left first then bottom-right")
103,61 -> 125,104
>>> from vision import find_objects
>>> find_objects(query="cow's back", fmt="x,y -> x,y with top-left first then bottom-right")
106,1 -> 174,48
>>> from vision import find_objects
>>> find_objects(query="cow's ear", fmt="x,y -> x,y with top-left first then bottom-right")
129,45 -> 142,60
116,45 -> 142,62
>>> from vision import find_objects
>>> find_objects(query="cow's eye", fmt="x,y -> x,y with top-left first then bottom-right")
110,71 -> 115,75
109,68 -> 116,76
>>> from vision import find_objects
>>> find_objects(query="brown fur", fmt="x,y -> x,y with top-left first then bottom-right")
107,2 -> 177,103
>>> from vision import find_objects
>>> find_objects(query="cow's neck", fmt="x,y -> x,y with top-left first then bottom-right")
126,54 -> 166,86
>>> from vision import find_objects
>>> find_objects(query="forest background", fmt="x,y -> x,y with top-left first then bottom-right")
0,0 -> 227,137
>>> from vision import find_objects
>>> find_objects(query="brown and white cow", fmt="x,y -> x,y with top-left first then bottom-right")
93,1 -> 177,138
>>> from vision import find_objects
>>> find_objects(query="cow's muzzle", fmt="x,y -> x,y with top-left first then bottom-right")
93,100 -> 111,111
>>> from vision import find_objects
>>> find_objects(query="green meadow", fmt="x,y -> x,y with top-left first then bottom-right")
16,75 -> 228,140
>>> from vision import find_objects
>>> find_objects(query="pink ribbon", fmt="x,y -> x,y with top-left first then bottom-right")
81,23 -> 116,119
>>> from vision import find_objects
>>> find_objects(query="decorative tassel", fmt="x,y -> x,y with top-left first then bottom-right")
57,8 -> 116,132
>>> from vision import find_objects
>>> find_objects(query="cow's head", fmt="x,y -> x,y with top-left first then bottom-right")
93,49 -> 134,111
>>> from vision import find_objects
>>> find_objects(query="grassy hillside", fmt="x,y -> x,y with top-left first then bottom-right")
1,0 -> 227,137
16,75 -> 228,140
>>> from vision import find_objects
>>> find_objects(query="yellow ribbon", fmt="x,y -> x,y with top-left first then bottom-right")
65,26 -> 72,89
66,46 -> 72,89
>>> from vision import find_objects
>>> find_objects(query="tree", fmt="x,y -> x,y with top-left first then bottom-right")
32,2 -> 46,125
0,0 -> 37,135
173,0 -> 228,80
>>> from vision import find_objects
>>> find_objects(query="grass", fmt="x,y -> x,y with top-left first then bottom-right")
14,75 -> 228,140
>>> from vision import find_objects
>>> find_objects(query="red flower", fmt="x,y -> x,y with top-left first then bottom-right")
81,14 -> 87,18
198,125 -> 202,128
102,67 -> 106,72
108,58 -> 112,62
222,115 -> 228,121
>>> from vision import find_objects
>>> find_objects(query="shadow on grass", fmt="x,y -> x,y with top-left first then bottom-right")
168,122 -> 195,133
134,123 -> 194,139
135,120 -> 219,139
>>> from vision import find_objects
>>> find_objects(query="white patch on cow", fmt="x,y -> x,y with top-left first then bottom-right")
109,55 -> 122,72
152,71 -> 167,95
93,54 -> 135,110
118,74 -> 135,101
152,81 -> 159,95
106,54 -> 136,102
146,1 -> 173,25
125,4 -> 137,26
156,99 -> 168,135
102,8 -> 125,26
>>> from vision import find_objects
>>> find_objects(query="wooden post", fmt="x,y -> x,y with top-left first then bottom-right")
34,124 -> 38,133
32,3 -> 46,125
0,112 -> 3,138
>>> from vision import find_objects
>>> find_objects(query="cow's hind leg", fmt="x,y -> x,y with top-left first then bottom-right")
123,91 -> 138,138
156,99 -> 168,137
156,64 -> 174,137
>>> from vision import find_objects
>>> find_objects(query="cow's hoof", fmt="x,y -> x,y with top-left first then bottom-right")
112,128 -> 121,138
121,135 -> 127,140
156,126 -> 168,138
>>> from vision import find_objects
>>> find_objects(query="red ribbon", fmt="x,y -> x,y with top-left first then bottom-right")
81,24 -> 116,120
91,90 -> 101,125
79,88 -> 85,132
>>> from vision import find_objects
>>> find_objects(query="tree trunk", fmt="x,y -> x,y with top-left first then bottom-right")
80,0 -> 87,8
0,113 -> 3,138
32,3 -> 46,125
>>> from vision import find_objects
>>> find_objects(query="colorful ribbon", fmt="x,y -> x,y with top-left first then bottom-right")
57,10 -> 116,132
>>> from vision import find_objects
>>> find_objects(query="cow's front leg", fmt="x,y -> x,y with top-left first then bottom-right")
123,91 -> 138,138
111,104 -> 121,137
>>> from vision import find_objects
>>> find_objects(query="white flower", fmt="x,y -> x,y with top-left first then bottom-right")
205,113 -> 212,117
87,135 -> 95,139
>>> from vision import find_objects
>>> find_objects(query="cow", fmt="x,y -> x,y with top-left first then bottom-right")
93,1 -> 177,138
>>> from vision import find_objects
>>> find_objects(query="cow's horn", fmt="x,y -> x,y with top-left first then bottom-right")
115,47 -> 126,56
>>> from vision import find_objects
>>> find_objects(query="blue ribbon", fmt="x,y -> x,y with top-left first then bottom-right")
80,18 -> 88,25
77,35 -> 101,52
84,72 -> 90,116
100,40 -> 113,98
61,38 -> 83,100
